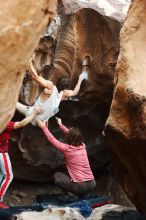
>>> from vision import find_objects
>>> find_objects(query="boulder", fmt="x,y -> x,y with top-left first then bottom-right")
11,5 -> 121,181
10,101 -> 110,181
0,0 -> 57,132
88,204 -> 145,220
105,0 -> 146,215
46,7 -> 121,106
62,0 -> 130,22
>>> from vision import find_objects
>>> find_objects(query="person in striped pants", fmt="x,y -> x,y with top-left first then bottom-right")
0,108 -> 41,208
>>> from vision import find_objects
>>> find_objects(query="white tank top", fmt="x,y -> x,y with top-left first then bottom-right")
28,86 -> 63,125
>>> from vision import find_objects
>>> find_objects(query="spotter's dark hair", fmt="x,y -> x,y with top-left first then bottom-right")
66,127 -> 83,146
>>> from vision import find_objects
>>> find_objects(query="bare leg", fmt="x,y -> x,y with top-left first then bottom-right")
16,102 -> 29,117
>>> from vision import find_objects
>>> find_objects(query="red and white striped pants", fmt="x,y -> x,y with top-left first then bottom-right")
0,153 -> 13,201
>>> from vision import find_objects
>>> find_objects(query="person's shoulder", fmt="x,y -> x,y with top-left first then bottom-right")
81,143 -> 86,149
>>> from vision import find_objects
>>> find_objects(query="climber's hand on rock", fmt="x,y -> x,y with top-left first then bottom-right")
55,117 -> 62,125
79,71 -> 88,81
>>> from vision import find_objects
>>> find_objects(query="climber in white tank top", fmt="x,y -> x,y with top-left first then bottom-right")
16,59 -> 88,125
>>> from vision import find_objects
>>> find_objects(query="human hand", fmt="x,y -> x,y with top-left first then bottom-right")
55,117 -> 62,125
29,58 -> 34,65
45,120 -> 48,127
37,119 -> 47,128
63,90 -> 73,98
29,58 -> 37,76
102,130 -> 105,136
79,71 -> 88,81
34,108 -> 43,115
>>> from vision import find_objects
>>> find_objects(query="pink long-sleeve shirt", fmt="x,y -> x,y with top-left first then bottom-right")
42,124 -> 94,182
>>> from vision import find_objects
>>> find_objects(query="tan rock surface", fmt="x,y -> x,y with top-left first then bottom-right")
0,0 -> 57,132
106,0 -> 146,214
62,0 -> 130,22
21,6 -> 121,106
8,4 -> 120,183
46,8 -> 121,106
71,8 -> 120,104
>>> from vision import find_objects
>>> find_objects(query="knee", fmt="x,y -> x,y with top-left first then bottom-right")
9,173 -> 13,182
4,173 -> 13,182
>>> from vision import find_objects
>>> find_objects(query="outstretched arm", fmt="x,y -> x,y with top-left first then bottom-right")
29,59 -> 53,89
56,117 -> 69,134
14,109 -> 41,129
61,71 -> 88,100
37,120 -> 67,152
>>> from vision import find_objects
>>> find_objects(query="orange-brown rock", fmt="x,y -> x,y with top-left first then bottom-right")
47,8 -> 121,106
62,0 -> 129,22
10,6 -> 121,183
105,0 -> 146,214
0,0 -> 57,132
21,6 -> 120,107
11,102 -> 110,181
71,8 -> 120,104
47,14 -> 76,84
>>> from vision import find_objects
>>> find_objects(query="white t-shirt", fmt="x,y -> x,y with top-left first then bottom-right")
27,86 -> 63,125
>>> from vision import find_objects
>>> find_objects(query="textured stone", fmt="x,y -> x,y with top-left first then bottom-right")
11,6 -> 121,182
105,0 -> 146,215
0,0 -> 57,132
10,101 -> 110,181
20,6 -> 121,107
88,204 -> 145,220
71,8 -> 120,105
1,0 -> 145,215
62,0 -> 130,22
47,8 -> 121,106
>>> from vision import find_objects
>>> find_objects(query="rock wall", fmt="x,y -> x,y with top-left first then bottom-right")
11,102 -> 110,181
0,0 -> 57,132
47,7 -> 121,106
71,8 -> 120,104
48,14 -> 76,83
9,5 -> 121,182
105,0 -> 146,215
19,6 -> 121,107
1,0 -> 146,215
62,0 -> 130,22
